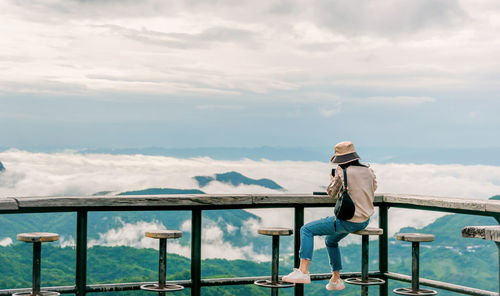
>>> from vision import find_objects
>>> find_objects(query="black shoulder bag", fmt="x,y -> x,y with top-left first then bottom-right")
334,168 -> 355,230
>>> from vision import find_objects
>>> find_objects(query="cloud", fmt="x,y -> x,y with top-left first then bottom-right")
0,237 -> 13,247
312,0 -> 467,37
468,111 -> 479,118
88,218 -> 167,249
195,104 -> 246,110
2,150 -> 500,258
1,150 -> 500,199
365,96 -> 435,105
59,235 -> 76,248
2,0 -> 499,98
97,24 -> 257,49
85,217 -> 269,261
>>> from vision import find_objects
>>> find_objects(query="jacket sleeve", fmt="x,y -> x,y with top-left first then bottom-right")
326,171 -> 343,200
371,168 -> 378,192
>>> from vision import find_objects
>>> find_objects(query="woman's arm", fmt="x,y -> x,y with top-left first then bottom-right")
326,172 -> 342,199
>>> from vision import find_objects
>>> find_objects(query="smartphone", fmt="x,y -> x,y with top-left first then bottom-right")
331,168 -> 336,177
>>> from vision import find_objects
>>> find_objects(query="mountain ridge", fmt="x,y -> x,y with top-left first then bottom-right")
194,171 -> 284,190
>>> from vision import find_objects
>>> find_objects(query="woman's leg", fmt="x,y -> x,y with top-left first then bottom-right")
325,219 -> 370,280
299,259 -> 310,274
298,216 -> 337,274
325,232 -> 349,280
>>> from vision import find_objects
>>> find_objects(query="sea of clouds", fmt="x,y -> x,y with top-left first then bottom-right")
1,149 -> 500,261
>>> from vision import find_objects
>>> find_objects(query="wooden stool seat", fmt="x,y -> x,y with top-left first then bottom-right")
254,227 -> 294,293
257,227 -> 293,236
353,227 -> 383,236
145,230 -> 182,239
17,232 -> 59,243
462,225 -> 500,242
141,230 -> 184,293
345,227 -> 385,295
394,233 -> 437,296
13,232 -> 60,296
396,233 -> 435,242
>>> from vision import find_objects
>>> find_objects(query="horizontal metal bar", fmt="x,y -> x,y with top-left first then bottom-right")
200,271 -> 382,286
384,203 -> 499,217
0,272 -> 382,295
86,281 -> 190,292
0,285 -> 76,295
386,272 -> 498,296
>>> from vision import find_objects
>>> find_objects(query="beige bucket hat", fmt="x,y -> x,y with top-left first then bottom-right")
330,141 -> 360,164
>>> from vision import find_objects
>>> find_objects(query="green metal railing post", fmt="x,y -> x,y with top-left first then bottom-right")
76,210 -> 88,296
191,209 -> 202,296
294,206 -> 304,296
496,242 -> 500,296
379,205 -> 388,296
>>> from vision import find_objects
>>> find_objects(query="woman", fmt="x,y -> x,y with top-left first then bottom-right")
282,141 -> 377,291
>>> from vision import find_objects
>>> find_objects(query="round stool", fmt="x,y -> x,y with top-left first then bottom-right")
140,230 -> 184,293
254,228 -> 294,296
345,227 -> 385,296
14,232 -> 60,296
393,233 -> 437,296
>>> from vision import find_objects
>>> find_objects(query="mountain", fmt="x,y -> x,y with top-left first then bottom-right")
0,161 -> 5,172
194,171 -> 284,190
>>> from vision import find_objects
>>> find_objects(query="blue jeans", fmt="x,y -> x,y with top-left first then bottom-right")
299,216 -> 369,272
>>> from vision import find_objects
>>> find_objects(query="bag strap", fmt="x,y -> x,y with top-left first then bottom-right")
342,168 -> 348,191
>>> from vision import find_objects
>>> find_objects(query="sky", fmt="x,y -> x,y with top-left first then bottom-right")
1,0 -> 500,151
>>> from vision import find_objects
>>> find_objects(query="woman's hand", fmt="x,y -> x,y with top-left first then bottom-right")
330,173 -> 335,182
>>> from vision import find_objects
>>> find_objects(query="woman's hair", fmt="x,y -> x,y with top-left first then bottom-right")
339,159 -> 367,169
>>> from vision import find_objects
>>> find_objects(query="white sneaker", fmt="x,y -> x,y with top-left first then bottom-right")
282,268 -> 311,284
325,278 -> 345,291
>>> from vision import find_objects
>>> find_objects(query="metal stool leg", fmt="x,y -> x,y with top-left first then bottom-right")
412,242 -> 419,292
254,228 -> 294,291
33,242 -> 41,296
361,235 -> 368,296
13,232 -> 60,296
394,241 -> 436,296
271,235 -> 279,296
159,238 -> 166,296
140,234 -> 184,293
345,234 -> 385,290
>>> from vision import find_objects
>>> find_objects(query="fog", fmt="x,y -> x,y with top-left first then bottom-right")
1,150 -> 499,259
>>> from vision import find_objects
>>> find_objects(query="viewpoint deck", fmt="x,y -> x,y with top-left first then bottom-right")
1,193 -> 499,296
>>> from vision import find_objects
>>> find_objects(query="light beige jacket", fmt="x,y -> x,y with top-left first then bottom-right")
326,165 -> 377,223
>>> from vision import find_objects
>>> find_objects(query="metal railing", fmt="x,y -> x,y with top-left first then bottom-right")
0,193 -> 499,296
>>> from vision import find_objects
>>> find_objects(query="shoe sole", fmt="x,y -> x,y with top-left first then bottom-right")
325,284 -> 345,291
282,277 -> 311,284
